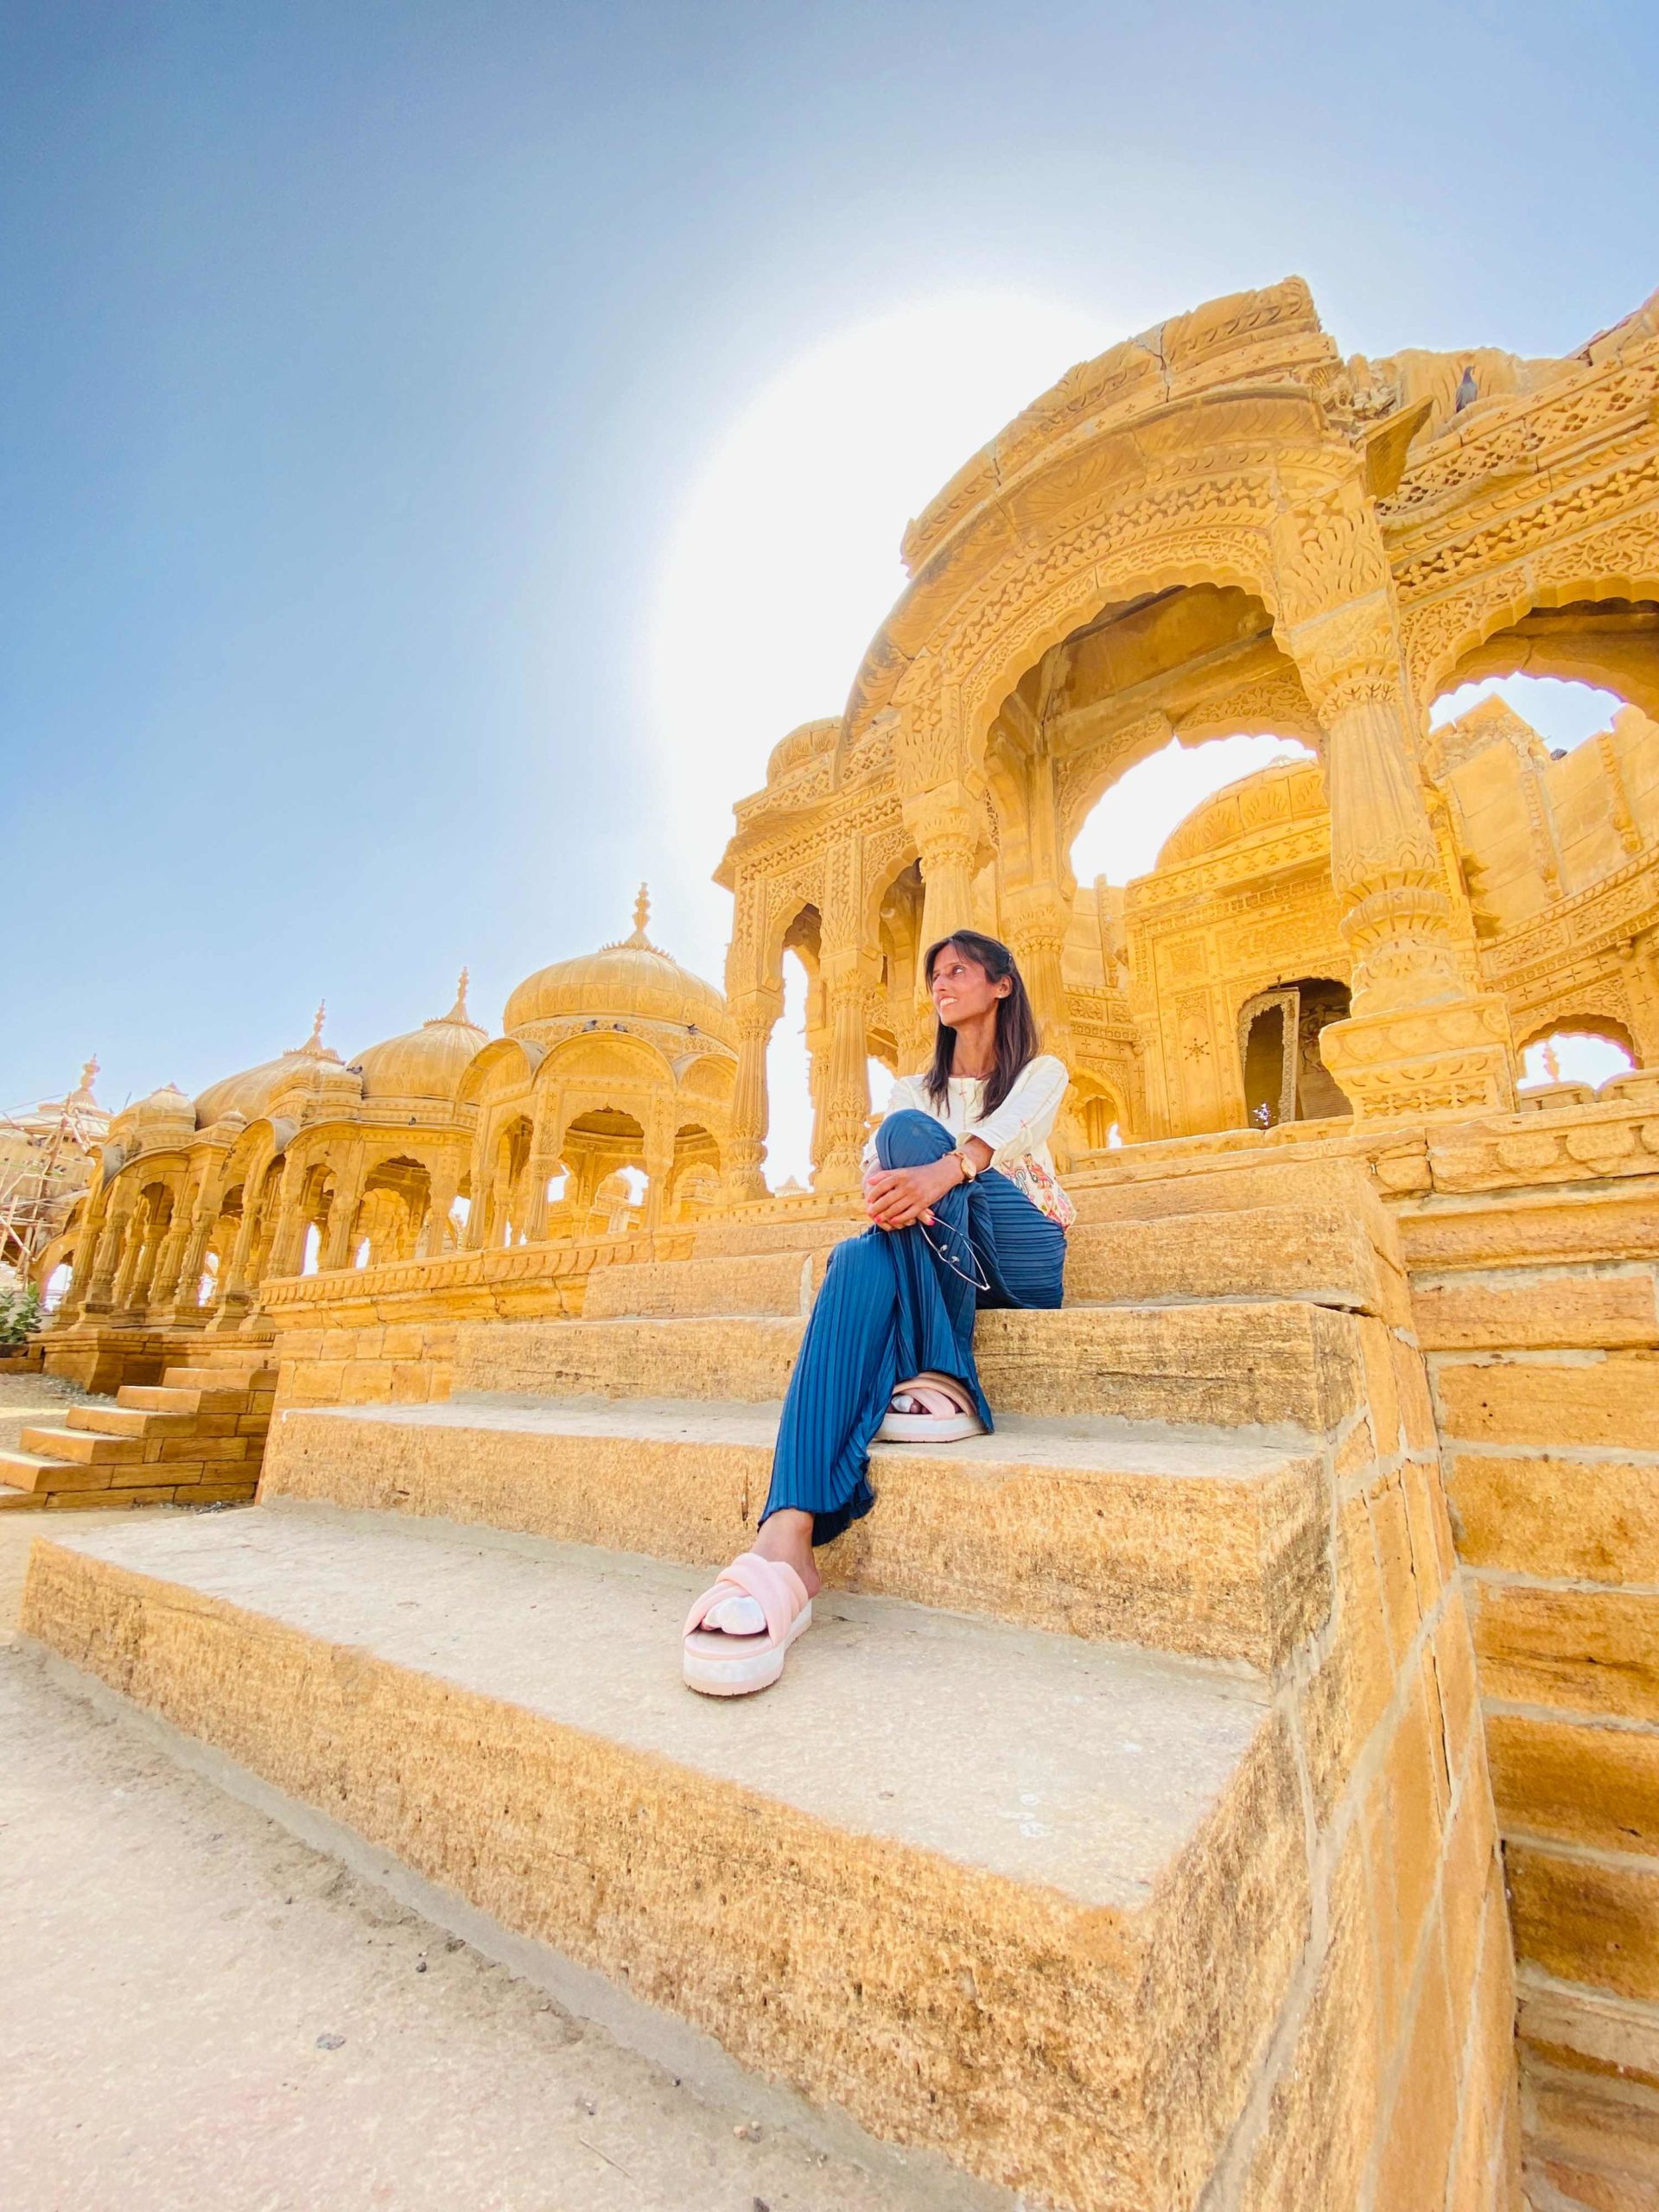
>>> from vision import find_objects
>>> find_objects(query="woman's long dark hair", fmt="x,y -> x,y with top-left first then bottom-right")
921,931 -> 1040,1119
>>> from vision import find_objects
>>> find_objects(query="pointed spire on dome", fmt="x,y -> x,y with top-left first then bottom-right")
627,884 -> 652,948
427,966 -> 482,1032
71,1056 -> 101,1106
289,1001 -> 341,1064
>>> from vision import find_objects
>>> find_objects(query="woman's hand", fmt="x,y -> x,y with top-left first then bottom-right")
863,1154 -> 962,1230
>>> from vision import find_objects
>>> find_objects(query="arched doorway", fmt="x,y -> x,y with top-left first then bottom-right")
1238,979 -> 1353,1128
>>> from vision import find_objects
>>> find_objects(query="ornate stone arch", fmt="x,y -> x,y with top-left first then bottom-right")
851,390 -> 1361,798
456,1035 -> 545,1107
1401,526 -> 1659,709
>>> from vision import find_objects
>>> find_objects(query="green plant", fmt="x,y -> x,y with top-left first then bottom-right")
0,1281 -> 42,1349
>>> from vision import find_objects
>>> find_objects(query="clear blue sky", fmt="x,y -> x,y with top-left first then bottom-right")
4,0 -> 1656,1114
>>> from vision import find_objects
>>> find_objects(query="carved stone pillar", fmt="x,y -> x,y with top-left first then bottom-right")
461,1116 -> 494,1249
906,783 -> 982,978
417,1156 -> 462,1258
108,1198 -> 151,1313
725,989 -> 779,1204
261,1177 -> 303,1281
643,1120 -> 675,1235
1003,888 -> 1073,1062
805,985 -> 830,1173
1300,646 -> 1515,1117
814,956 -> 873,1197
518,1085 -> 565,1245
320,1156 -> 367,1272
219,1186 -> 267,1312
57,1190 -> 110,1325
266,1169 -> 312,1281
150,1179 -> 213,1319
81,1196 -> 133,1316
1273,479 -> 1515,1117
167,1200 -> 219,1313
134,1201 -> 177,1309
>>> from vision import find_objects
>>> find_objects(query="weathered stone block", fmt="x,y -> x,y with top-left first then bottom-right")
1413,1271 -> 1659,1351
1434,1354 -> 1659,1451
1433,1599 -> 1483,1784
1374,1923 -> 1461,2212
1239,1823 -> 1379,2212
1518,1979 -> 1659,2093
1063,1204 -> 1392,1317
1298,1492 -> 1395,1823
1357,1318 -> 1404,1459
1488,1713 -> 1659,1856
1470,1583 -> 1659,1723
583,1249 -> 817,1319
1447,1453 -> 1659,1585
1371,1684 -> 1446,2012
1509,1841 -> 1659,2000
1368,1472 -> 1422,1666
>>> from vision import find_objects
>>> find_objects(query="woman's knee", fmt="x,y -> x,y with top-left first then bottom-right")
875,1108 -> 953,1170
825,1233 -> 888,1287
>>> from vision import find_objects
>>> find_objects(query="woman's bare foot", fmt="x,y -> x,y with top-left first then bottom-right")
752,1507 -> 821,1599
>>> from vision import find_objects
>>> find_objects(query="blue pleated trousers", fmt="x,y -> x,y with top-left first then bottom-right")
760,1108 -> 1067,1545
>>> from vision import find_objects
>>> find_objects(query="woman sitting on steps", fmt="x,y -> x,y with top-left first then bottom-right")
683,929 -> 1073,1695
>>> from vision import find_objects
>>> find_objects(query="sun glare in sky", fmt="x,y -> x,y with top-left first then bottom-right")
647,294 -> 1106,880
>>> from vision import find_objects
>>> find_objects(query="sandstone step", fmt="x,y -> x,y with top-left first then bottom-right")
601,1207 -> 1395,1324
162,1363 -> 277,1392
18,1423 -> 145,1466
454,1299 -> 1363,1433
1070,1153 -> 1393,1230
0,1447 -> 120,1495
263,1397 -> 1329,1667
116,1384 -> 256,1416
583,1248 -> 823,1320
1064,1205 -> 1399,1319
67,1403 -> 199,1439
690,1217 -> 855,1259
0,1482 -> 33,1510
21,1510 -> 1308,2210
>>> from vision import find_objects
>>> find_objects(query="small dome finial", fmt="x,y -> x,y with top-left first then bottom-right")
432,966 -> 474,1027
78,1056 -> 99,1094
312,1001 -> 326,1043
633,883 -> 650,938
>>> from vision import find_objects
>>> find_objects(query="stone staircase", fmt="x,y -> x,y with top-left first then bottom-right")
16,1162 -> 1514,2209
0,1347 -> 275,1510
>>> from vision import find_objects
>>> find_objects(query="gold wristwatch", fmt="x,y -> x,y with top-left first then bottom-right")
954,1144 -> 980,1182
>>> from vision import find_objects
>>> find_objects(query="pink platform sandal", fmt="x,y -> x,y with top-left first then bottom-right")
876,1371 -> 985,1444
683,1552 -> 814,1697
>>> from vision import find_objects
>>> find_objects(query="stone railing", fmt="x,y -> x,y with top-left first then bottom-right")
1064,1067 -> 1659,1206
262,1226 -> 695,1408
261,1226 -> 696,1323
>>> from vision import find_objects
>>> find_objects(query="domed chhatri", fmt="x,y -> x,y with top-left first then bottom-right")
351,971 -> 488,1103
1155,757 -> 1325,870
503,887 -> 734,1048
194,1002 -> 342,1128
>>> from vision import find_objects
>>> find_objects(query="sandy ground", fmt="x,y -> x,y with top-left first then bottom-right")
0,1370 -> 99,1458
0,1518 -> 923,2212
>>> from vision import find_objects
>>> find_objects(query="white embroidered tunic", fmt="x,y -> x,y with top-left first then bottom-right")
863,1054 -> 1074,1226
